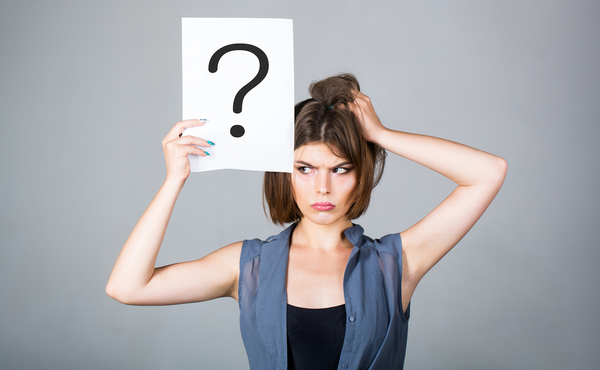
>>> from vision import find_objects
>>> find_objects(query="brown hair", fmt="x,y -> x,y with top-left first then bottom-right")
263,73 -> 386,226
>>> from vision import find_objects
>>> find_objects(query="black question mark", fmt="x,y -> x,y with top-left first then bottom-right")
208,43 -> 269,138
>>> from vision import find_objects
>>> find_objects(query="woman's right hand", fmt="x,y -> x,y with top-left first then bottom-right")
162,119 -> 212,183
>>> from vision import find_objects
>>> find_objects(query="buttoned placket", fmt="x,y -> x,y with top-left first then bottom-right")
337,234 -> 362,370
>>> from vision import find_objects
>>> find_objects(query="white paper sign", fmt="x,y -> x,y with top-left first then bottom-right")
182,18 -> 294,172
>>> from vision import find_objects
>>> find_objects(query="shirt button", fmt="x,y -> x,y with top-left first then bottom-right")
349,316 -> 355,322
341,363 -> 348,368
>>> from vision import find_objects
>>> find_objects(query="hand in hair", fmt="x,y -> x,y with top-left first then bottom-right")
348,91 -> 387,144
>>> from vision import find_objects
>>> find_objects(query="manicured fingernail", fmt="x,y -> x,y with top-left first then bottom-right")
207,141 -> 215,146
204,151 -> 210,156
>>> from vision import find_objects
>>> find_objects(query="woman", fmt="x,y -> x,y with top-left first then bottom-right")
106,74 -> 507,369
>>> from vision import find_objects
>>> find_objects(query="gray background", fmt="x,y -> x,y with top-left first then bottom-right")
1,0 -> 598,369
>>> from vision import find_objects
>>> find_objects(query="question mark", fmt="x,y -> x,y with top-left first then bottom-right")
208,43 -> 269,138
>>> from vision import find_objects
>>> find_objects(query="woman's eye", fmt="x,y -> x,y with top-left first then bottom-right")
333,167 -> 349,174
298,167 -> 312,174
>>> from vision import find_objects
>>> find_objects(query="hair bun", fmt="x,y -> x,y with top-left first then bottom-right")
309,73 -> 360,109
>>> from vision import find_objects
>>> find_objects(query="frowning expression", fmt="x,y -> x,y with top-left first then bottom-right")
292,143 -> 357,226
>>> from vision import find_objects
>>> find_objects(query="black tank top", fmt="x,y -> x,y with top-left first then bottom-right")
286,303 -> 346,370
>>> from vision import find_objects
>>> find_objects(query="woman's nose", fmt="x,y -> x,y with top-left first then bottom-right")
317,172 -> 330,194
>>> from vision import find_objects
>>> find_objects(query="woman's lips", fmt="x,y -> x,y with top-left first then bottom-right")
311,202 -> 335,211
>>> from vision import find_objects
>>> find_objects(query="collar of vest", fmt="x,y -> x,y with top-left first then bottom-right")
344,223 -> 365,247
265,222 -> 365,247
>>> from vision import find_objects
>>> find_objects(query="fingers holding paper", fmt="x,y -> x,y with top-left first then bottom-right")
162,119 -> 213,182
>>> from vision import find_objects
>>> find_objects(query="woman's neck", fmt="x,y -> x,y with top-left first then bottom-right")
292,218 -> 354,252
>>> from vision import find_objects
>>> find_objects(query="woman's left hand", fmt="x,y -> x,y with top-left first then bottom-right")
348,90 -> 387,144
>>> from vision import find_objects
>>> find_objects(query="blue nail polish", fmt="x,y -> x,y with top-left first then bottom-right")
207,141 -> 215,146
204,151 -> 210,156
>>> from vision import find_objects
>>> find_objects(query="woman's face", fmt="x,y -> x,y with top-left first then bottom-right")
292,143 -> 357,226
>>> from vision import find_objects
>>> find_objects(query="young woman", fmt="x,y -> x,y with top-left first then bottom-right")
106,74 -> 507,369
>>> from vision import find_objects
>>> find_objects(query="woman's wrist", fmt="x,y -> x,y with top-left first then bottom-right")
163,175 -> 187,192
369,126 -> 392,148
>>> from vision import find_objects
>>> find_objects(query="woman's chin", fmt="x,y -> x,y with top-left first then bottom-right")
302,212 -> 349,227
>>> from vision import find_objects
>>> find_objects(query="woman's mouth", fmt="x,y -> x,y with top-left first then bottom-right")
311,202 -> 335,211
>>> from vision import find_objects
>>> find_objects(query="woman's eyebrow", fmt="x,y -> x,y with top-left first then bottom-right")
294,160 -> 314,167
334,162 -> 353,167
294,160 -> 353,168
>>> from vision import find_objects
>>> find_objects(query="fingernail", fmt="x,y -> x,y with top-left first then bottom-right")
207,141 -> 215,146
204,151 -> 210,156
199,119 -> 207,122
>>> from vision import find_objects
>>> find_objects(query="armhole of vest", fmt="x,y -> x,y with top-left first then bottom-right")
395,232 -> 410,322
374,233 -> 408,321
238,238 -> 263,307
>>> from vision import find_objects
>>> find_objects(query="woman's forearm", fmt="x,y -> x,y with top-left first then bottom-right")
372,128 -> 507,187
106,178 -> 185,302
